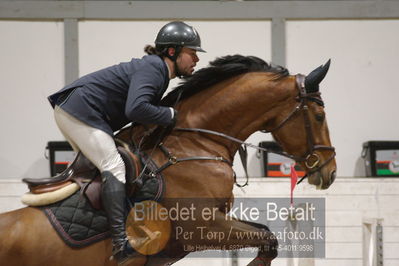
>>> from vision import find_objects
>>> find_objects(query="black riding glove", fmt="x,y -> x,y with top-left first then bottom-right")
170,109 -> 178,127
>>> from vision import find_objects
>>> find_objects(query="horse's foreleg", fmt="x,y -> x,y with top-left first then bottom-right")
186,210 -> 277,265
246,257 -> 271,266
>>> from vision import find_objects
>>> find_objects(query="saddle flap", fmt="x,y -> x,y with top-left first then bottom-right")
84,175 -> 102,210
117,147 -> 142,197
84,147 -> 142,210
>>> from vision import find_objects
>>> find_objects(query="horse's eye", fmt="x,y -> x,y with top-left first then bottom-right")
315,113 -> 325,122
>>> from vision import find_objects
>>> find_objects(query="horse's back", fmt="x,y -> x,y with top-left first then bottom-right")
0,207 -> 115,266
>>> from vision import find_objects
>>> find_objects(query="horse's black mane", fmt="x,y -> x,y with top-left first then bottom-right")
161,54 -> 289,107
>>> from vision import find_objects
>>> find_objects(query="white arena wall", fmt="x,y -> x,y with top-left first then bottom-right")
0,17 -> 398,266
0,19 -> 398,179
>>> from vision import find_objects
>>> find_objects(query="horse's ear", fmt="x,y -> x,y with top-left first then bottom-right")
305,59 -> 331,92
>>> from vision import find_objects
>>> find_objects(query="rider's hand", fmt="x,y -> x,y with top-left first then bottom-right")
166,107 -> 177,128
170,108 -> 178,127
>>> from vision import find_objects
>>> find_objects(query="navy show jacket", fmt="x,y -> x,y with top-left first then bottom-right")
48,55 -> 172,136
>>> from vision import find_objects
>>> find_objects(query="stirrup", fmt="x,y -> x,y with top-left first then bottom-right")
128,227 -> 161,250
110,241 -> 140,266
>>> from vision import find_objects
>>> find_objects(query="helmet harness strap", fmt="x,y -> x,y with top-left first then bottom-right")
163,45 -> 183,78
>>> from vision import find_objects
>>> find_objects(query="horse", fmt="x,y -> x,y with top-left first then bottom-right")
0,55 -> 336,266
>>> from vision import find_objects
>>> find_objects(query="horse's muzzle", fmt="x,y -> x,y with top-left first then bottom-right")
329,170 -> 336,186
320,169 -> 336,189
308,168 -> 336,190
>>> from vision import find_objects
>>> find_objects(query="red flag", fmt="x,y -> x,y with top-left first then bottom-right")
290,164 -> 298,206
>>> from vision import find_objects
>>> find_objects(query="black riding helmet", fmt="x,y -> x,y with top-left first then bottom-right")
155,21 -> 206,61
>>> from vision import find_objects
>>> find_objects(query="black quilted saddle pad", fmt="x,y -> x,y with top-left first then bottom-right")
42,191 -> 110,248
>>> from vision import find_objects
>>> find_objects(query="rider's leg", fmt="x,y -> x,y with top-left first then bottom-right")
101,171 -> 137,264
54,105 -> 126,182
53,106 -> 80,153
54,106 -> 137,264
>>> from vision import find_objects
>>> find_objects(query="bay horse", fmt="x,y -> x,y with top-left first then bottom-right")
0,55 -> 336,266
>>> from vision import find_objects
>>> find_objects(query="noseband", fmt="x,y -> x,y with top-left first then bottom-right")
263,74 -> 336,183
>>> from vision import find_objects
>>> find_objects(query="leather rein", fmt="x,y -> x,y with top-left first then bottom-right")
145,74 -> 335,186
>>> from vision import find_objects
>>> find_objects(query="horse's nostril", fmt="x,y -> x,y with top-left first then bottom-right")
330,170 -> 336,184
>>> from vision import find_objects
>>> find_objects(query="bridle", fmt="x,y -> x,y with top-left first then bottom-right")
139,74 -> 335,186
261,74 -> 336,183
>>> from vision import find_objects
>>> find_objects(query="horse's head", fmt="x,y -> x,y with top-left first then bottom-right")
267,60 -> 336,189
158,55 -> 336,188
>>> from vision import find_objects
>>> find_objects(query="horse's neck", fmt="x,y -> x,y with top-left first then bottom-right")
177,73 -> 296,154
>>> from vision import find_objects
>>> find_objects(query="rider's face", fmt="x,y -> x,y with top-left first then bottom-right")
176,47 -> 199,77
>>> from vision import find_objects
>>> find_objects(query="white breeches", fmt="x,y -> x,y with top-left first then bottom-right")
54,105 -> 126,183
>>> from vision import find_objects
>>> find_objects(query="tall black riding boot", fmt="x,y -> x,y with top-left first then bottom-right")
101,171 -> 137,265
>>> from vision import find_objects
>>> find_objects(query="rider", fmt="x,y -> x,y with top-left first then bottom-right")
47,21 -> 205,265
